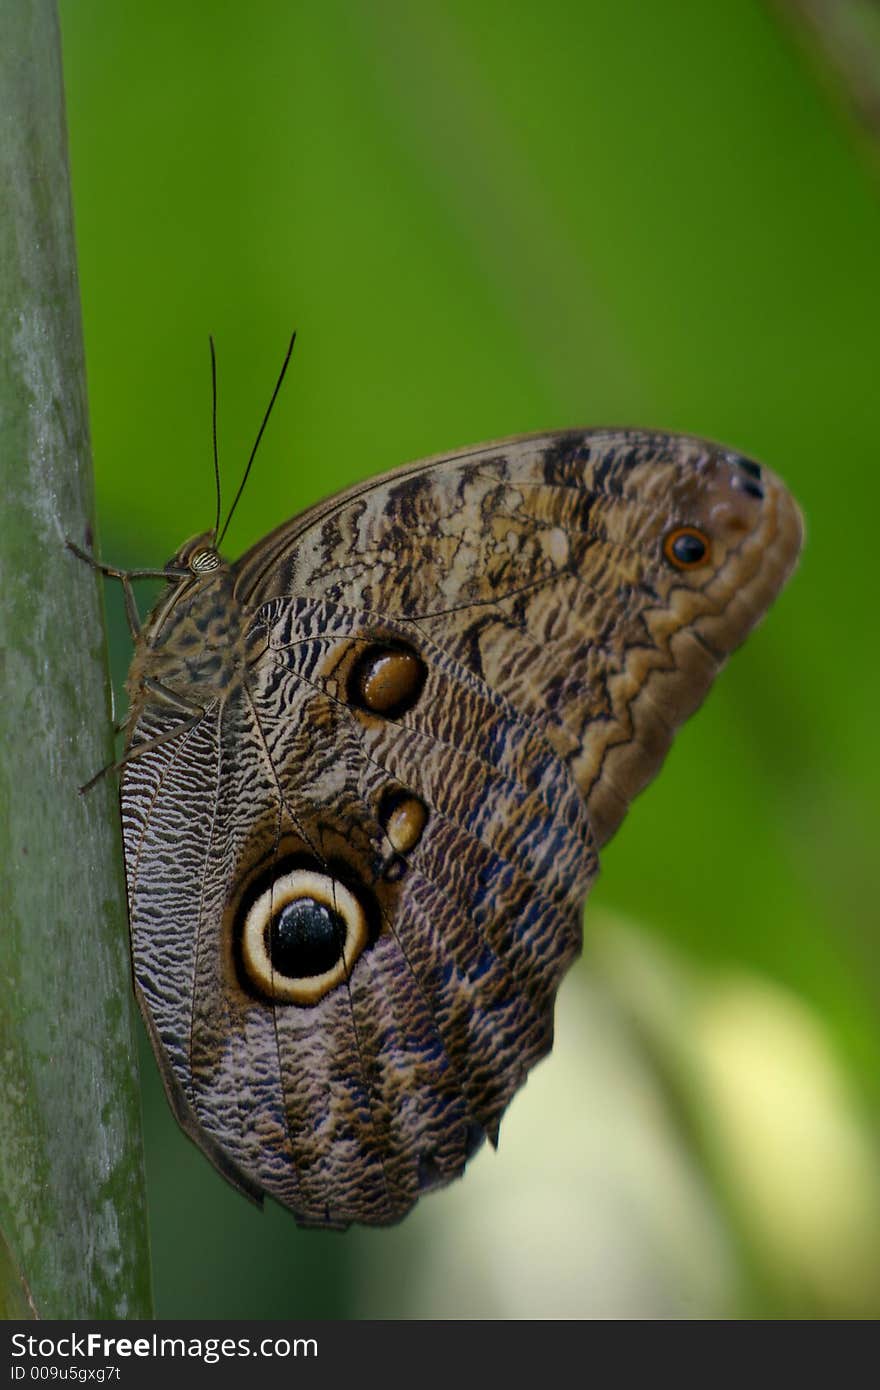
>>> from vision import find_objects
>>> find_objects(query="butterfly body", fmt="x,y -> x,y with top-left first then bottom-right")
118,428 -> 802,1228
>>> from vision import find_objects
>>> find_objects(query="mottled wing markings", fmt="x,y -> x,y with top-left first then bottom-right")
122,428 -> 802,1227
244,600 -> 591,1216
231,641 -> 493,1224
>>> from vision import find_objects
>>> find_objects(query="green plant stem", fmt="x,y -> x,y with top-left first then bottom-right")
0,0 -> 152,1318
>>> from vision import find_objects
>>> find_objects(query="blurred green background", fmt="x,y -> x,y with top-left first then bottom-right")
57,0 -> 880,1318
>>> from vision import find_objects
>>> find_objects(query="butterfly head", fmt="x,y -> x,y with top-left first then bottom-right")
168,531 -> 227,579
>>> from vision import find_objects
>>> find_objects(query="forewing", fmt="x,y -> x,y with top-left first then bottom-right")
236,429 -> 802,844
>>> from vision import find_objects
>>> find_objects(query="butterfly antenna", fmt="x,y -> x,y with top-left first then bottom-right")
217,331 -> 297,548
209,335 -> 222,545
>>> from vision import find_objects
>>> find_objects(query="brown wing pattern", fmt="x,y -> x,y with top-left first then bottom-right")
236,430 -> 803,843
121,428 -> 802,1227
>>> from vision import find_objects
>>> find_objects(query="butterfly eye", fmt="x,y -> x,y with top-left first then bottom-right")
189,547 -> 222,575
349,643 -> 427,717
240,869 -> 369,1004
663,526 -> 711,570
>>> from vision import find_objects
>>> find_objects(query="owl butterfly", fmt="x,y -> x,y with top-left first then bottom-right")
81,341 -> 802,1229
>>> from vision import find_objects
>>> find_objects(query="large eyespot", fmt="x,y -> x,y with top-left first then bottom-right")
240,869 -> 369,1004
663,526 -> 711,570
348,642 -> 427,717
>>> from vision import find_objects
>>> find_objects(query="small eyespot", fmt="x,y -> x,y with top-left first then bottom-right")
190,548 -> 222,574
663,526 -> 711,570
240,869 -> 368,1004
382,855 -> 408,883
379,789 -> 429,854
349,643 -> 427,717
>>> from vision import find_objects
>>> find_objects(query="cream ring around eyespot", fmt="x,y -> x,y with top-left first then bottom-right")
241,869 -> 368,1005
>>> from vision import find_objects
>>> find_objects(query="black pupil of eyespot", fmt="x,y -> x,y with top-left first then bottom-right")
672,532 -> 706,565
268,898 -> 346,978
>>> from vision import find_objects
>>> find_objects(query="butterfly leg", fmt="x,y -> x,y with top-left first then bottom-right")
120,577 -> 142,641
66,539 -> 188,639
79,707 -> 206,794
141,678 -> 206,719
80,683 -> 207,794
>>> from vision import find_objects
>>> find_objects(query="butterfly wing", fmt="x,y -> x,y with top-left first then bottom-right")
122,428 -> 802,1228
236,430 -> 803,842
